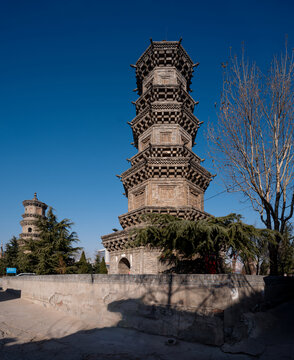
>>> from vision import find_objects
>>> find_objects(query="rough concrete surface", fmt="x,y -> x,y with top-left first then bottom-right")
1,276 -> 294,360
0,274 -> 266,346
0,289 -> 256,360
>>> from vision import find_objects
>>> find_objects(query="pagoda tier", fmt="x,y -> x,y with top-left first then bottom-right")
134,85 -> 196,115
131,93 -> 199,147
22,198 -> 47,209
102,206 -> 209,251
129,144 -> 202,166
21,213 -> 45,219
118,205 -> 209,230
135,40 -> 195,95
121,145 -> 211,195
20,219 -> 42,227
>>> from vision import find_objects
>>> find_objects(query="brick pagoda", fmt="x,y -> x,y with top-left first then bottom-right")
102,40 -> 212,274
20,193 -> 47,242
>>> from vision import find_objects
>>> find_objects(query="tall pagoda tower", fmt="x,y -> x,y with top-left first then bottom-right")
19,193 -> 48,241
102,40 -> 212,274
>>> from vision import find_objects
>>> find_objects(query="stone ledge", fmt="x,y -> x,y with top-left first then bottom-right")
2,274 -> 265,287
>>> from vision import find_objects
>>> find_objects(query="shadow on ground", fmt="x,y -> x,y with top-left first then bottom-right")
1,276 -> 294,360
0,325 -> 244,360
0,288 -> 21,302
106,275 -> 294,357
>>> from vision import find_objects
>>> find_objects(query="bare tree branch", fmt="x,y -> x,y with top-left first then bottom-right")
208,45 -> 294,274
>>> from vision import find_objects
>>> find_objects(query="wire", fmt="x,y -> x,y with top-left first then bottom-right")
205,168 -> 268,202
205,189 -> 228,201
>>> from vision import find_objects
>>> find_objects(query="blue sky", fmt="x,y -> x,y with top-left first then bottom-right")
1,0 -> 293,259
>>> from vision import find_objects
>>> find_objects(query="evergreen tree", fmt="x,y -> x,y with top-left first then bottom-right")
278,225 -> 294,275
4,236 -> 19,268
24,207 -> 81,274
99,257 -> 108,274
132,213 -> 276,274
0,257 -> 7,276
77,251 -> 92,274
0,236 -> 19,275
92,252 -> 101,274
16,246 -> 36,273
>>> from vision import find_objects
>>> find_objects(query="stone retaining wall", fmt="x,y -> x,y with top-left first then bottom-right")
1,274 -> 266,345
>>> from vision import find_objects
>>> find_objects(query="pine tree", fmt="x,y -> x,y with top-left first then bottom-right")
4,236 -> 19,268
132,213 -> 275,274
24,207 -> 81,274
0,258 -> 7,276
0,236 -> 20,275
99,257 -> 108,274
77,251 -> 92,274
93,252 -> 101,274
16,247 -> 36,273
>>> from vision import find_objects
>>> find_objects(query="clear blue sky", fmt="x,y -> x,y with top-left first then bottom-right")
1,0 -> 293,259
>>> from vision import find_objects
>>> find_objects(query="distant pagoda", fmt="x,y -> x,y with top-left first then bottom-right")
102,40 -> 212,274
19,193 -> 47,241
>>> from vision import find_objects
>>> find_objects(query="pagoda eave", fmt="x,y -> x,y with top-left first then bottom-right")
129,145 -> 202,167
19,233 -> 40,239
22,200 -> 48,209
101,228 -> 134,252
120,153 -> 212,196
118,205 -> 210,230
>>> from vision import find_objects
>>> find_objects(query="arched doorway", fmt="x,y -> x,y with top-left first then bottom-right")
118,257 -> 131,274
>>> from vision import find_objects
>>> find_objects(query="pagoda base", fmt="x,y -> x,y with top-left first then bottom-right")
101,229 -> 168,274
110,247 -> 168,274
102,229 -> 169,274
102,205 -> 210,274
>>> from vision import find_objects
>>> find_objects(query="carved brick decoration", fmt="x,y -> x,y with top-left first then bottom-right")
101,40 -> 212,274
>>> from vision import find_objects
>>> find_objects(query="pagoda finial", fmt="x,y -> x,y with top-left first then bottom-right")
34,192 -> 38,200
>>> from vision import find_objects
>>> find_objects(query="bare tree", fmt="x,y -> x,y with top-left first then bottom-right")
209,46 -> 294,274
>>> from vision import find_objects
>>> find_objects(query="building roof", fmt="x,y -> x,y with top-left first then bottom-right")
22,193 -> 48,209
134,39 -> 196,95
